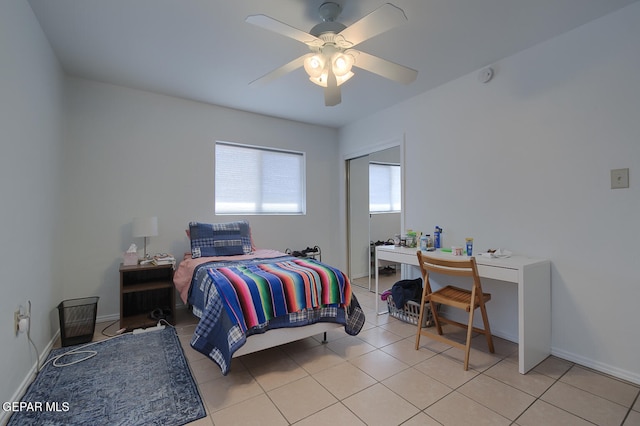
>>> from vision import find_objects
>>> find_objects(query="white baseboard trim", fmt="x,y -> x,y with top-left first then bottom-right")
552,346 -> 640,385
350,273 -> 369,280
1,329 -> 60,426
97,313 -> 120,323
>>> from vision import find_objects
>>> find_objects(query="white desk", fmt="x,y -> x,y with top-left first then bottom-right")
375,245 -> 550,374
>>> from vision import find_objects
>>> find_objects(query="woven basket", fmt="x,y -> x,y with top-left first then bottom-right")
386,295 -> 434,328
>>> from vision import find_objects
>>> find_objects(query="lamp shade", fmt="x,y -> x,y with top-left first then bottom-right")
303,54 -> 325,78
332,52 -> 354,77
132,216 -> 158,238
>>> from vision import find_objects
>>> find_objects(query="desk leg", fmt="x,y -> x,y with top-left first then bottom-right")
518,262 -> 552,373
375,250 -> 386,315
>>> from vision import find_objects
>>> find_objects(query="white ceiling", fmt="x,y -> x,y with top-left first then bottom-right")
27,0 -> 639,128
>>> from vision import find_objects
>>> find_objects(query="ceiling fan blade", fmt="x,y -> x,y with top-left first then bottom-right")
246,14 -> 323,47
352,51 -> 417,84
338,3 -> 408,47
324,69 -> 341,106
249,54 -> 309,86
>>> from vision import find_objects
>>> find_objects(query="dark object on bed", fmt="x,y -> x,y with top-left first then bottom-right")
285,245 -> 321,261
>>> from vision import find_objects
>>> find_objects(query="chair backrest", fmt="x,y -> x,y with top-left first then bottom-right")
416,251 -> 484,294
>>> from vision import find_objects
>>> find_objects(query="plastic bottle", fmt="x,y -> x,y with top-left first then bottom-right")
434,226 -> 442,249
465,238 -> 474,256
420,233 -> 428,251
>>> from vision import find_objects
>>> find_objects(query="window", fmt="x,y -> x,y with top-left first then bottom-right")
215,141 -> 306,215
369,162 -> 401,212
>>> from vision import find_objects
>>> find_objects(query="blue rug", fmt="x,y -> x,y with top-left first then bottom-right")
8,327 -> 206,426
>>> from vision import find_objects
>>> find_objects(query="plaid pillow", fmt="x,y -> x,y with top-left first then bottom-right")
189,220 -> 252,258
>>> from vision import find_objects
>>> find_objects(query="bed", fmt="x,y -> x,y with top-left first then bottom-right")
173,221 -> 365,375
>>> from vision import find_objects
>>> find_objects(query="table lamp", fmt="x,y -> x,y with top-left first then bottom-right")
133,216 -> 158,259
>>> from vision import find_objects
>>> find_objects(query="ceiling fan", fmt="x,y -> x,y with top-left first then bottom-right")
246,2 -> 418,106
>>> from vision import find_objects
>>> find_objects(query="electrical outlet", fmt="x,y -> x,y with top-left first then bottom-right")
14,305 -> 30,335
611,168 -> 629,189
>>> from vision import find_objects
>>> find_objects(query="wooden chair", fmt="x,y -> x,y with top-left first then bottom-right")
415,251 -> 494,370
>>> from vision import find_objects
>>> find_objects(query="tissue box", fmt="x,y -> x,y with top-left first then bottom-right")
123,252 -> 138,266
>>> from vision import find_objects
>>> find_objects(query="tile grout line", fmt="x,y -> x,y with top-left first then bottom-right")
181,283 -> 640,425
621,391 -> 640,425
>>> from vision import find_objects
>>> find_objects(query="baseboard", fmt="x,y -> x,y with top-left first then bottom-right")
350,272 -> 369,280
552,346 -> 640,385
97,313 -> 120,323
1,329 -> 60,426
95,307 -> 188,324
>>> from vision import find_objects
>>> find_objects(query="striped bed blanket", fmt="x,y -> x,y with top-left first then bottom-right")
188,256 -> 365,374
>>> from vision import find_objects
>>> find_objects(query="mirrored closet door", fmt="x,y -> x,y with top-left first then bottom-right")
347,145 -> 402,291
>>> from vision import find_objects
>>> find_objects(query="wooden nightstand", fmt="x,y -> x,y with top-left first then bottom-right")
119,263 -> 175,331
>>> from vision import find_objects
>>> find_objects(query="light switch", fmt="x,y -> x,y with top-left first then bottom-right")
611,168 -> 629,189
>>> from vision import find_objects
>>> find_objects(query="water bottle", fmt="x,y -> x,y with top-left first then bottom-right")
434,226 -> 442,249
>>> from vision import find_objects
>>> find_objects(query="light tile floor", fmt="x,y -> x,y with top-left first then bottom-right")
94,274 -> 640,425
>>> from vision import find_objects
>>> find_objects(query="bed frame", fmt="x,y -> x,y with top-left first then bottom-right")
232,322 -> 342,357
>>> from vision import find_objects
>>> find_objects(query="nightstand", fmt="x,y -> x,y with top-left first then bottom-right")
119,263 -> 175,331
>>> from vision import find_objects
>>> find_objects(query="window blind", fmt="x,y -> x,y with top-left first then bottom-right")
369,162 -> 401,212
215,142 -> 306,215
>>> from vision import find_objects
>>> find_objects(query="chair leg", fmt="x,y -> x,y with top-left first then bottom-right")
479,303 -> 495,353
415,287 -> 430,349
415,303 -> 425,350
430,301 -> 443,336
463,307 -> 476,371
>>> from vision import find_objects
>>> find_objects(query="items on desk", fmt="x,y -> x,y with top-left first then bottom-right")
404,230 -> 417,248
434,226 -> 443,248
451,246 -> 464,256
419,233 -> 435,251
419,233 -> 428,251
477,249 -> 512,258
465,238 -> 474,256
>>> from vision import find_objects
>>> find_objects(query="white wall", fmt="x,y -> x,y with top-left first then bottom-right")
0,0 -> 65,411
339,2 -> 640,383
62,78 -> 340,319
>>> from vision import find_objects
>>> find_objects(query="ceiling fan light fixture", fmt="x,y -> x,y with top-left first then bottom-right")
337,71 -> 354,86
303,54 -> 325,78
309,70 -> 354,88
332,52 -> 354,77
246,3 -> 417,106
